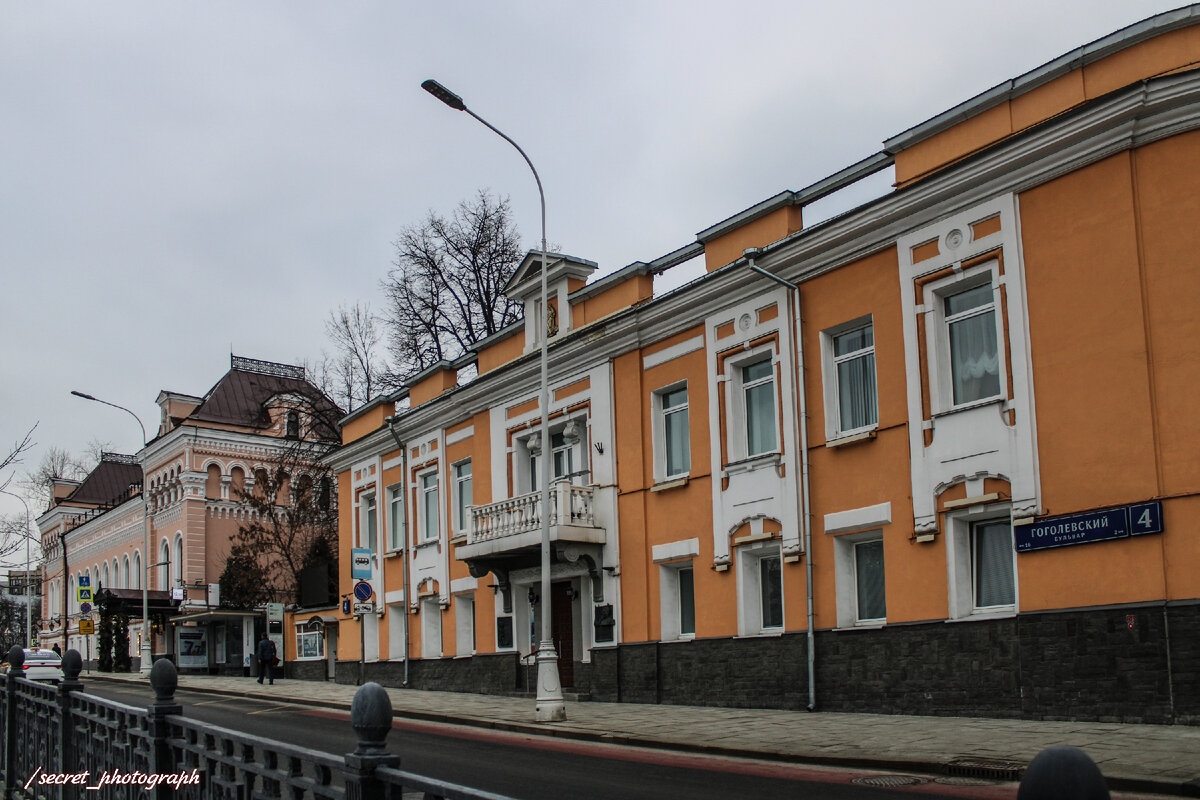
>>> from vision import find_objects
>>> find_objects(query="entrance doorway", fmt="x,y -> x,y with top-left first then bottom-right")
551,581 -> 574,687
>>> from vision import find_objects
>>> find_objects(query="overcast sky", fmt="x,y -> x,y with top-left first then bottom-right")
0,1 -> 1186,530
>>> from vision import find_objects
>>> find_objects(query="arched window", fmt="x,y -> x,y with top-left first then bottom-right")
101,563 -> 110,591
286,410 -> 300,439
205,464 -> 222,499
159,539 -> 171,589
68,576 -> 75,613
173,533 -> 184,586
122,556 -> 130,589
111,558 -> 119,588
133,551 -> 141,590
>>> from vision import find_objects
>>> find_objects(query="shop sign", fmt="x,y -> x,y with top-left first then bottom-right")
1015,500 -> 1163,552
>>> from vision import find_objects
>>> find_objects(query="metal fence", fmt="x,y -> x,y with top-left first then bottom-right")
1,646 -> 515,800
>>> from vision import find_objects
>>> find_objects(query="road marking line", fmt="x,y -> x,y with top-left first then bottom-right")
247,705 -> 293,715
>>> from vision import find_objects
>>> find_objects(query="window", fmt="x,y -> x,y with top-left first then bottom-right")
132,551 -> 141,590
453,461 -> 472,534
854,539 -> 886,623
420,471 -> 440,541
386,484 -> 404,551
830,323 -> 877,435
285,410 -> 300,439
972,519 -> 1015,609
455,594 -> 475,656
296,630 -> 325,659
946,506 -> 1016,619
173,534 -> 183,586
359,493 -> 377,551
654,385 -> 690,480
528,430 -> 578,491
421,597 -> 442,658
738,543 -> 783,634
742,357 -> 777,457
943,281 -> 1000,406
659,563 -> 696,641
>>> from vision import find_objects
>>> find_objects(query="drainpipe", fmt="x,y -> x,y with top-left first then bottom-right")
746,252 -> 816,711
385,416 -> 410,686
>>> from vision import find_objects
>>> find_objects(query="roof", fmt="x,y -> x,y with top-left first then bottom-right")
65,453 -> 142,507
186,356 -> 343,438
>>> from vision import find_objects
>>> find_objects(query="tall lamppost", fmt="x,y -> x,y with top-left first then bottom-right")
421,79 -> 566,722
0,489 -> 34,650
70,390 -> 152,675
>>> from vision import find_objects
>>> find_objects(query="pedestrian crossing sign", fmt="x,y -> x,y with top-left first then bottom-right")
77,587 -> 92,603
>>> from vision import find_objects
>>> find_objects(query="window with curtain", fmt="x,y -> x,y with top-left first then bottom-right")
945,283 -> 1001,405
454,461 -> 472,534
972,519 -> 1014,608
833,324 -> 877,433
743,358 -> 777,456
759,554 -> 783,629
678,566 -> 695,636
421,472 -> 439,541
854,539 -> 886,622
387,485 -> 404,551
660,386 -> 689,478
361,494 -> 377,551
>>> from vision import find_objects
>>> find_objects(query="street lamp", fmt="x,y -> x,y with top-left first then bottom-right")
71,390 -> 152,676
0,489 -> 34,651
421,79 -> 566,722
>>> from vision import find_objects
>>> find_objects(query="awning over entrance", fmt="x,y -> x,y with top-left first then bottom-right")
94,588 -> 180,618
168,610 -> 261,625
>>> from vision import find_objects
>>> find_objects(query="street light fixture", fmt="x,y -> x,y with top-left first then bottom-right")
0,489 -> 34,651
71,390 -> 153,676
421,78 -> 566,722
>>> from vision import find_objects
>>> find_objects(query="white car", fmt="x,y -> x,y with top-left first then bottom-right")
3,649 -> 64,684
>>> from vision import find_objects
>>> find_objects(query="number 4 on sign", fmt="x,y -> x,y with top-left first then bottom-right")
1128,501 -> 1163,536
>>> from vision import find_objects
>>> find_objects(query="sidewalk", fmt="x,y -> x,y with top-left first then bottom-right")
85,671 -> 1200,796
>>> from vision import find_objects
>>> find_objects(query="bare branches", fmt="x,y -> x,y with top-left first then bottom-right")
323,303 -> 385,412
382,190 -> 524,380
0,423 -> 37,494
17,445 -> 92,514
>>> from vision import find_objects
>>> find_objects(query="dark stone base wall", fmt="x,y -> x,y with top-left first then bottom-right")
316,604 -> 1197,724
285,660 -> 326,682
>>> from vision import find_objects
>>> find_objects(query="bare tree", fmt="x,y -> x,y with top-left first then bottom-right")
0,424 -> 36,494
0,514 -> 42,570
382,190 -> 524,380
324,303 -> 385,412
18,445 -> 91,514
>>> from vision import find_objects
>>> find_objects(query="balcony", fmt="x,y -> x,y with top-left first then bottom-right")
457,482 -> 605,562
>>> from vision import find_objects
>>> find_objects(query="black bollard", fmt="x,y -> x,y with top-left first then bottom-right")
1018,745 -> 1110,800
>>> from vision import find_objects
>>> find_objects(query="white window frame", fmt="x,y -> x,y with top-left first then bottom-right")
946,504 -> 1017,620
659,561 -> 696,641
418,470 -> 440,542
421,597 -> 442,658
832,530 -> 886,628
455,593 -> 475,657
652,382 -> 690,482
737,542 -> 784,635
924,261 -> 1007,415
296,629 -> 325,660
453,460 -> 473,535
726,346 -> 779,461
386,484 -> 404,553
358,491 -> 377,552
821,316 -> 878,440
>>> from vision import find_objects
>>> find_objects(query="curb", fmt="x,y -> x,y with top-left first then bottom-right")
84,675 -> 1190,797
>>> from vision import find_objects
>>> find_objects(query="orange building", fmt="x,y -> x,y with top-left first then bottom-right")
328,8 -> 1200,723
39,356 -> 341,674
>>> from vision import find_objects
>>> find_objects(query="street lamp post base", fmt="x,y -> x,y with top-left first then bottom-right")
139,642 -> 153,676
534,641 -> 566,722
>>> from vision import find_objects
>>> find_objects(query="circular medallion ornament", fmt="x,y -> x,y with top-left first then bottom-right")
944,228 -> 964,251
739,313 -> 752,331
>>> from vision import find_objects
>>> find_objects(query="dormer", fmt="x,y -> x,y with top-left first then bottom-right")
264,392 -> 312,439
155,391 -> 203,436
408,361 -> 458,408
50,478 -> 81,508
504,252 -> 597,351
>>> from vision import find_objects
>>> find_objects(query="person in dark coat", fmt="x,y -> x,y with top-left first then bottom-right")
51,643 -> 62,657
256,634 -> 276,685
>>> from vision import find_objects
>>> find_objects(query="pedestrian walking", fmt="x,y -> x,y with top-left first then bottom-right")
256,633 -> 276,685
52,643 -> 62,657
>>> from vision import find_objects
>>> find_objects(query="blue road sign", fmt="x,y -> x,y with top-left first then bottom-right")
353,581 -> 373,601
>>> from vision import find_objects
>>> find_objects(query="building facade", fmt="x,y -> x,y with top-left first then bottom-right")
38,356 -> 341,672
324,8 -> 1200,723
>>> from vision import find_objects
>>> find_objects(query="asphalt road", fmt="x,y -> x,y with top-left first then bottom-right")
83,682 -> 1016,800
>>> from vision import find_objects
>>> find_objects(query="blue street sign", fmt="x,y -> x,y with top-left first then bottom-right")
78,576 -> 90,587
1128,501 -> 1163,536
353,581 -> 373,601
1015,500 -> 1165,553
351,548 -> 372,579
79,602 -> 92,615
342,598 -> 351,615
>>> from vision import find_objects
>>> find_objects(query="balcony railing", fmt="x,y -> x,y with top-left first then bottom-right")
469,482 -> 598,543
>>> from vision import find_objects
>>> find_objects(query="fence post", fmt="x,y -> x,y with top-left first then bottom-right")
147,659 -> 182,800
58,648 -> 84,797
4,645 -> 23,797
342,682 -> 400,799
